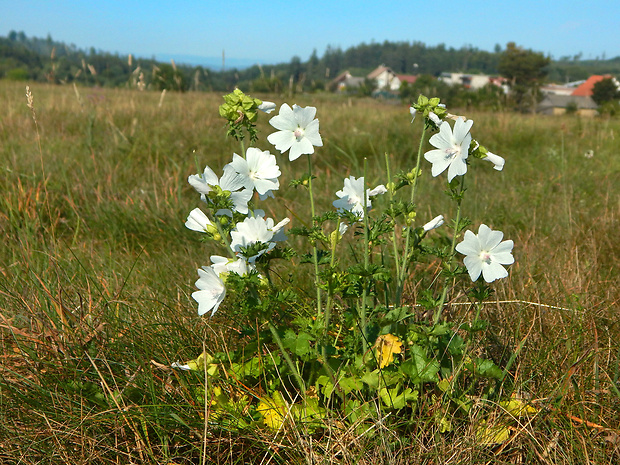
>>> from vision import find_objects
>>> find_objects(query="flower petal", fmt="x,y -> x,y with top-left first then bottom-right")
267,130 -> 295,153
482,262 -> 508,282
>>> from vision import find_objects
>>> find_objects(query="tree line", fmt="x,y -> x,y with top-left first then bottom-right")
1,31 -> 619,99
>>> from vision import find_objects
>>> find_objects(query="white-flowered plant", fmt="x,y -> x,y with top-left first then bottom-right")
179,89 -> 518,433
424,118 -> 473,182
455,224 -> 515,283
267,103 -> 323,161
332,176 -> 387,219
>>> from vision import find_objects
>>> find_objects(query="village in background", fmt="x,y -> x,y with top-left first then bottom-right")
2,31 -> 620,115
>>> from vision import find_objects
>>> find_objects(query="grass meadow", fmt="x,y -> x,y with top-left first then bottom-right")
0,80 -> 618,464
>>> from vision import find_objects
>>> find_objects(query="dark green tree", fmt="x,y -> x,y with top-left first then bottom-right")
498,42 -> 550,111
591,77 -> 620,104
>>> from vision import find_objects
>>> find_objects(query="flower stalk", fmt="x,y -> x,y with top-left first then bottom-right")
395,124 -> 427,305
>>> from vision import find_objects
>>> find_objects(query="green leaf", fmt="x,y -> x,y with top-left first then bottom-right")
466,358 -> 503,379
379,386 -> 418,409
282,330 -> 314,357
361,370 -> 380,388
338,376 -> 363,394
401,345 -> 440,383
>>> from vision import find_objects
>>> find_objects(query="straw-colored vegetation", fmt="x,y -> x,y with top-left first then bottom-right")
0,81 -> 618,463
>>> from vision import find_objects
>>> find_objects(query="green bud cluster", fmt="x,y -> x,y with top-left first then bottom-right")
411,95 -> 447,127
219,88 -> 263,142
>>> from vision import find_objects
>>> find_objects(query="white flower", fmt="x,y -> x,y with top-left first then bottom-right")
267,104 -> 323,161
230,214 -> 289,262
423,215 -> 444,232
189,164 -> 252,215
228,148 -> 281,199
484,151 -> 505,171
409,106 -> 417,123
192,266 -> 226,316
258,101 -> 276,113
455,224 -> 514,283
332,176 -> 387,219
185,208 -> 213,233
424,118 -> 473,182
188,165 -> 219,196
210,255 -> 252,277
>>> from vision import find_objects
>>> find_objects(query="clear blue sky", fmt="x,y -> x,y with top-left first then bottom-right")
1,0 -> 618,66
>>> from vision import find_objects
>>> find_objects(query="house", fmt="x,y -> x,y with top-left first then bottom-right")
331,70 -> 365,92
541,84 -> 577,96
571,74 -> 619,97
537,94 -> 598,116
439,72 -> 507,91
367,65 -> 417,91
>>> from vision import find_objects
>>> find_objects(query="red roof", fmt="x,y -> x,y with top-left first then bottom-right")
397,74 -> 417,84
571,75 -> 611,97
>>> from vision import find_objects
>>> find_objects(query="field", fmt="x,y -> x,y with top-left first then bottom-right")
0,81 -> 618,464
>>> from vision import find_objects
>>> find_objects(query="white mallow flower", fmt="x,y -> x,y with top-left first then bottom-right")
424,118 -> 473,182
267,104 -> 323,161
188,165 -> 241,196
188,164 -> 252,215
258,101 -> 276,113
423,215 -> 444,232
333,176 -> 387,219
455,224 -> 514,283
192,266 -> 226,316
484,151 -> 505,171
228,148 -> 281,199
210,255 -> 252,277
185,208 -> 213,233
230,214 -> 289,262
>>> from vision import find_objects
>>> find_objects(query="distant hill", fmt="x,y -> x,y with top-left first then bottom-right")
1,31 -> 619,92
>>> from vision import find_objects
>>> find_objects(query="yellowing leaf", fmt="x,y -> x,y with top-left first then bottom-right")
257,391 -> 287,430
180,351 -> 219,376
475,420 -> 511,445
374,334 -> 403,369
439,417 -> 453,433
500,399 -> 538,417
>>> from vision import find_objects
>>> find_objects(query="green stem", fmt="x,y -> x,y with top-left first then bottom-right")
360,159 -> 370,351
323,218 -> 340,335
395,125 -> 427,305
385,153 -> 401,283
433,175 -> 466,324
268,321 -> 306,393
307,154 -> 322,317
212,216 -> 236,259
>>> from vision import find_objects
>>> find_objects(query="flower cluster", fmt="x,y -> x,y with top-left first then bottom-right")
185,90 -> 515,319
185,93 -> 326,316
419,108 -> 512,282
